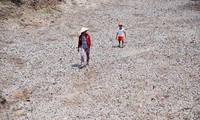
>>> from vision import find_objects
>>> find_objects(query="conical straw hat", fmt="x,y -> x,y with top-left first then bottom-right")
80,27 -> 89,34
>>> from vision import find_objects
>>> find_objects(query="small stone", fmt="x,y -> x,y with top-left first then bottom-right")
0,96 -> 6,105
190,40 -> 194,44
176,58 -> 180,62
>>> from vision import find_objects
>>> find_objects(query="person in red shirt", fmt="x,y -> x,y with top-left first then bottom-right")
78,27 -> 92,68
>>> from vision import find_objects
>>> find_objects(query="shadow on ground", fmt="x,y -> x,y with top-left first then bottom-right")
112,45 -> 120,48
71,64 -> 80,68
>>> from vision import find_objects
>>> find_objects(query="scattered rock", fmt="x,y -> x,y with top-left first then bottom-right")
15,109 -> 26,116
0,96 -> 6,105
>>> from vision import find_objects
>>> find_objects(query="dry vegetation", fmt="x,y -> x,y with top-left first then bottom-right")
14,88 -> 31,101
1,0 -> 63,8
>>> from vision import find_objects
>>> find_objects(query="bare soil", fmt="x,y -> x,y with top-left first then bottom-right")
0,0 -> 200,119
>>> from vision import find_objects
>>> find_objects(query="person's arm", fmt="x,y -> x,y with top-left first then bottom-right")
116,32 -> 118,40
78,36 -> 81,52
124,31 -> 126,38
89,36 -> 92,48
87,34 -> 92,48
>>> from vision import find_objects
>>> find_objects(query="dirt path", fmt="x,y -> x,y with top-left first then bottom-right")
0,0 -> 200,119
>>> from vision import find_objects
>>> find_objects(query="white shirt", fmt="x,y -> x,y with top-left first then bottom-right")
117,28 -> 125,37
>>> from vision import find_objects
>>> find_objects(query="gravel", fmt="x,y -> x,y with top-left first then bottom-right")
0,0 -> 200,119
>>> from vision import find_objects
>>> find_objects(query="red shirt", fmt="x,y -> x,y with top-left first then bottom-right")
78,34 -> 92,48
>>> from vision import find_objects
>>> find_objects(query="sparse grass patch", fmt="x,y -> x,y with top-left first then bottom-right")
24,0 -> 63,9
14,88 -> 31,101
20,0 -> 32,5
0,0 -> 63,9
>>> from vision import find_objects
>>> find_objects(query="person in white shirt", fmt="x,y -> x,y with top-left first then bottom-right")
116,23 -> 126,48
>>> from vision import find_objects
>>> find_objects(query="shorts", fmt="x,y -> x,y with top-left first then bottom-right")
118,36 -> 124,42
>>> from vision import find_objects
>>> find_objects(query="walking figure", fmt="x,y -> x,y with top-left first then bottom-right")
78,27 -> 92,68
116,23 -> 126,48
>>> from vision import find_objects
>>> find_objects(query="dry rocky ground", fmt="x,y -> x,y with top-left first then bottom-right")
0,0 -> 200,119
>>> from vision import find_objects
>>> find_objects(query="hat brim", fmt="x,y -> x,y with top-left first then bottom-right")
81,30 -> 88,33
80,27 -> 89,34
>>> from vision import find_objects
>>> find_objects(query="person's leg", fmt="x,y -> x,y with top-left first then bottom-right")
81,48 -> 85,65
86,48 -> 90,65
86,53 -> 90,65
118,40 -> 120,47
122,40 -> 124,47
117,36 -> 120,47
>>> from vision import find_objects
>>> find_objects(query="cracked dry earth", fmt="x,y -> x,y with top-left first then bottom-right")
0,0 -> 200,119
